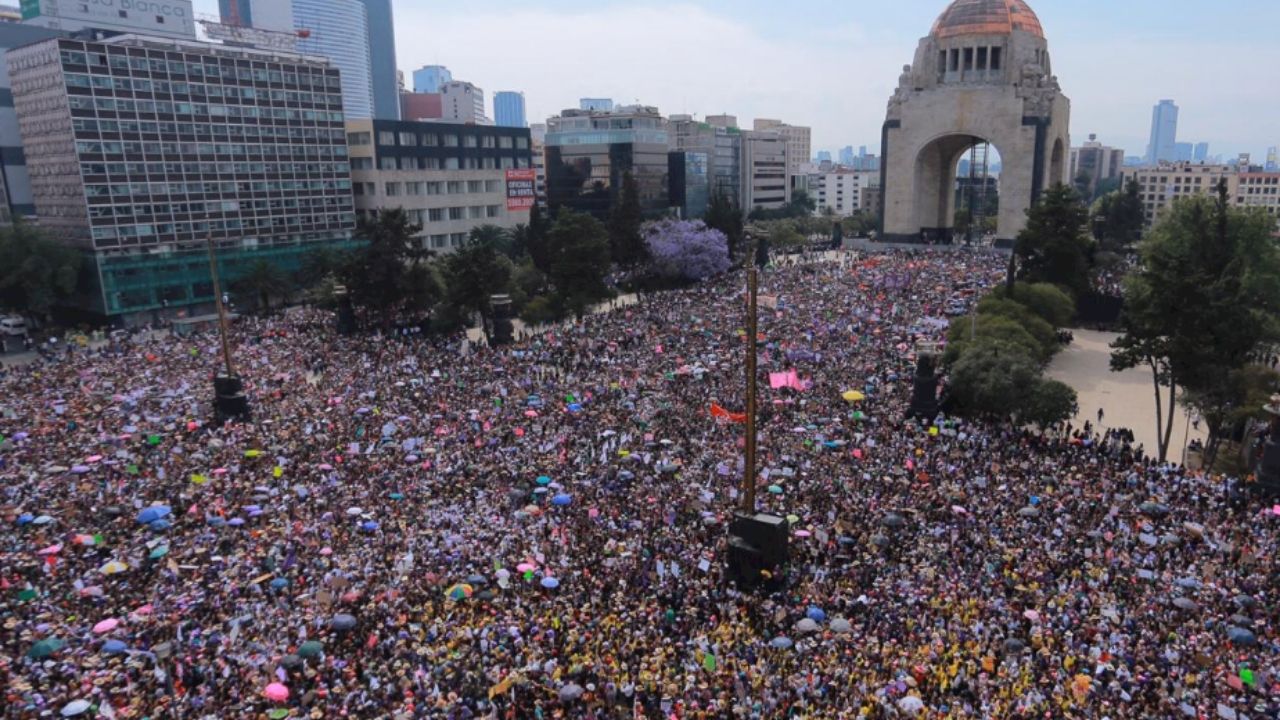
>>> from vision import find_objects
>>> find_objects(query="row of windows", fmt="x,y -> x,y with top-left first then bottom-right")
82,161 -> 349,176
65,74 -> 340,107
87,196 -> 349,218
85,180 -> 352,197
76,141 -> 348,160
396,206 -> 502,222
352,179 -> 501,197
90,214 -> 353,240
60,49 -> 340,91
68,95 -> 344,123
348,131 -> 529,151
72,118 -> 346,143
350,156 -> 528,171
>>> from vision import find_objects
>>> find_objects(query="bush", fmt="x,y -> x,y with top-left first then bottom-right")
946,314 -> 1045,365
519,294 -> 562,326
975,296 -> 1059,361
1023,379 -> 1078,427
947,341 -> 1041,418
1004,282 -> 1076,327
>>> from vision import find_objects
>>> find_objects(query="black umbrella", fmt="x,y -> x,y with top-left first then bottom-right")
330,614 -> 357,631
882,513 -> 906,529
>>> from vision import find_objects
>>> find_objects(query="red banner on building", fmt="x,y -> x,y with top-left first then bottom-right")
505,169 -> 537,211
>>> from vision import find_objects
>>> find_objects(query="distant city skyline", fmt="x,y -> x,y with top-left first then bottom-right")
191,0 -> 1279,158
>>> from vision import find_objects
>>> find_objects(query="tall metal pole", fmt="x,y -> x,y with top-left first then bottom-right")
741,266 -> 759,514
205,235 -> 236,377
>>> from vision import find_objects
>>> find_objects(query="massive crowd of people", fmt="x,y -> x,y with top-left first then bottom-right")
0,249 -> 1275,719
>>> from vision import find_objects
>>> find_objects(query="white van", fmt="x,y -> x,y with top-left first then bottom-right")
0,316 -> 28,336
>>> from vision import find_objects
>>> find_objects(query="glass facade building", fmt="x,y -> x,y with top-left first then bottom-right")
8,34 -> 356,322
668,151 -> 710,219
494,91 -> 526,128
544,107 -> 670,219
293,0 -> 373,119
413,65 -> 451,94
356,0 -> 399,120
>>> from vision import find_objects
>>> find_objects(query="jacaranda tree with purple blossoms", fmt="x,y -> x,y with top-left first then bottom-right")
643,219 -> 731,284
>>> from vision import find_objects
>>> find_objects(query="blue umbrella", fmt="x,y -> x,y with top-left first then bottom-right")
148,519 -> 171,532
270,578 -> 289,589
806,607 -> 827,622
1227,626 -> 1257,647
207,517 -> 226,527
540,577 -> 560,589
769,636 -> 794,649
136,505 -> 171,524
551,494 -> 572,506
536,476 -> 552,486
17,513 -> 33,525
567,403 -> 583,413
533,487 -> 548,495
330,614 -> 357,631
244,505 -> 261,513
102,639 -> 128,654
388,492 -> 404,500
227,517 -> 246,527
361,520 -> 379,531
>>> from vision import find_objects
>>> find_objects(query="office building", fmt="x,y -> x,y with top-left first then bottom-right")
357,0 -> 399,120
813,169 -> 878,217
530,132 -> 547,208
1069,134 -> 1126,198
400,92 -> 442,121
441,80 -> 488,124
1145,99 -> 1178,165
1174,142 -> 1194,163
668,115 -> 742,209
1267,147 -> 1278,173
413,65 -> 451,93
529,123 -> 547,144
668,151 -> 710,219
1120,163 -> 1239,229
8,33 -> 356,323
219,0 -> 293,31
816,150 -> 832,163
705,114 -> 737,130
1194,142 -> 1210,164
292,0 -> 373,119
579,97 -> 613,112
741,130 -> 789,212
545,105 -> 670,219
838,146 -> 855,166
494,91 -> 527,128
753,118 -> 810,184
346,119 -> 532,253
23,0 -> 196,39
1234,172 -> 1280,226
0,21 -> 65,223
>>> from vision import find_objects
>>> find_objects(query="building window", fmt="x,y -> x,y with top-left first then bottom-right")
406,182 -> 423,195
451,233 -> 467,247
426,182 -> 442,195
350,157 -> 372,170
385,182 -> 401,196
380,157 -> 397,170
485,180 -> 500,192
486,205 -> 500,218
482,136 -> 496,148
468,206 -> 483,219
428,208 -> 444,222
449,207 -> 465,220
516,137 -> 529,150
430,234 -> 447,249
447,181 -> 464,194
398,132 -> 417,146
443,134 -> 459,147
499,136 -> 514,149
463,135 -> 478,148
378,131 -> 396,146
423,134 -> 438,147
467,180 -> 484,193
347,132 -> 371,146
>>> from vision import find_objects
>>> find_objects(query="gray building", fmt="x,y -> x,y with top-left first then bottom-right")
668,115 -> 742,209
1146,99 -> 1178,165
292,0 -> 373,119
493,91 -> 526,128
1195,142 -> 1211,163
579,97 -> 613,112
0,22 -> 66,222
22,0 -> 195,39
357,0 -> 399,120
545,105 -> 669,219
1069,134 -> 1125,198
8,33 -> 356,323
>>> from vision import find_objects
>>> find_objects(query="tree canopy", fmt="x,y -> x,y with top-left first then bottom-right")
606,172 -> 647,270
643,220 -> 731,283
1091,178 -> 1144,251
547,211 -> 612,318
1015,184 -> 1095,298
0,223 -> 82,320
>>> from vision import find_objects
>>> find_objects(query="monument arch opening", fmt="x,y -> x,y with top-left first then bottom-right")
880,0 -> 1070,246
913,133 -> 1003,242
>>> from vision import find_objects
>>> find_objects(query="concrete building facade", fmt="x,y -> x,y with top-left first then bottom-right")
23,0 -> 195,39
544,105 -> 669,219
813,169 -> 879,217
346,119 -> 532,253
0,21 -> 65,223
753,118 -> 811,184
1069,133 -> 1125,198
668,115 -> 742,209
441,80 -> 487,124
881,0 -> 1071,244
741,130 -> 789,212
1118,163 -> 1238,229
8,33 -> 356,323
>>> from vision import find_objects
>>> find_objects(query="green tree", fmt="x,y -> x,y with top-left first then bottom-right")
468,224 -> 517,260
948,341 -> 1041,418
515,203 -> 554,274
945,313 -> 1047,366
547,211 -> 612,318
831,221 -> 844,249
1112,181 -> 1280,462
607,171 -> 647,270
443,230 -> 514,342
344,209 -> 429,329
0,222 -> 82,321
1092,178 -> 1145,250
704,191 -> 744,259
767,222 -> 804,251
1002,282 -> 1076,327
788,189 -> 817,217
233,260 -> 291,314
1015,184 -> 1094,298
1023,379 -> 1079,428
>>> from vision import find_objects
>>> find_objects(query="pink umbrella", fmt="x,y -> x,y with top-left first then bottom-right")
795,530 -> 812,538
79,586 -> 104,598
86,455 -> 103,463
132,604 -> 153,616
1023,610 -> 1040,623
524,410 -> 538,418
212,468 -> 228,476
317,463 -> 333,471
37,544 -> 63,556
319,547 -> 333,556
92,618 -> 120,634
516,562 -> 537,573
264,682 -> 289,702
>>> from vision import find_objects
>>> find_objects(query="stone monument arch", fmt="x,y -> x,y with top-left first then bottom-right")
880,0 -> 1070,244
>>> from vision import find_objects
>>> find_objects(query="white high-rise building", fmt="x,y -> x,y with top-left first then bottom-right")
292,0 -> 374,119
742,131 -> 790,212
441,81 -> 489,125
753,119 -> 811,186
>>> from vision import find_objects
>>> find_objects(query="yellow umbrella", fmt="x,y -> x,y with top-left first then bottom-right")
99,561 -> 129,575
842,390 -> 866,402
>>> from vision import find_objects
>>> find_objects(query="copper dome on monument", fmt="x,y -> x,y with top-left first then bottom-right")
931,0 -> 1044,39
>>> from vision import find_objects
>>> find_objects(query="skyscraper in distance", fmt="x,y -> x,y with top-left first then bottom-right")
1266,146 -> 1278,172
1194,142 -> 1210,163
219,0 -> 293,31
293,0 -> 373,119
494,92 -> 527,128
580,98 -> 614,112
357,0 -> 400,119
1146,99 -> 1178,164
838,146 -> 855,166
414,65 -> 452,93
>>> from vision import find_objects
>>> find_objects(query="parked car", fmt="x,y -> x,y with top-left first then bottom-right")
0,316 -> 27,336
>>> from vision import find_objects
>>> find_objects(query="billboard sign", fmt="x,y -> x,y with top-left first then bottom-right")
505,168 -> 536,212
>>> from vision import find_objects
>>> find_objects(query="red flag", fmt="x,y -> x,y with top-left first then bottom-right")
709,403 -> 747,424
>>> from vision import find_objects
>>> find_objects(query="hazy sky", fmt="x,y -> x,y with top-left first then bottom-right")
193,0 -> 1280,159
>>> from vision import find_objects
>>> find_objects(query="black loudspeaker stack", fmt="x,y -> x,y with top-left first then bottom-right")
490,294 -> 514,346
214,374 -> 251,423
1257,439 -> 1280,494
726,512 -> 789,590
907,352 -> 939,420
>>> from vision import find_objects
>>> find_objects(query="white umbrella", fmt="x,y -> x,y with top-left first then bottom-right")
61,700 -> 92,717
897,696 -> 925,715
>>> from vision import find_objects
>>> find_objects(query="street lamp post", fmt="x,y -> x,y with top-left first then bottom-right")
205,236 -> 250,422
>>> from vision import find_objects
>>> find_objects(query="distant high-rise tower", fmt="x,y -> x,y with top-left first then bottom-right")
816,150 -> 832,163
414,66 -> 452,94
293,0 -> 373,119
357,0 -> 400,119
838,146 -> 855,166
494,92 -> 527,128
1194,142 -> 1210,163
1146,99 -> 1178,164
1267,146 -> 1279,172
